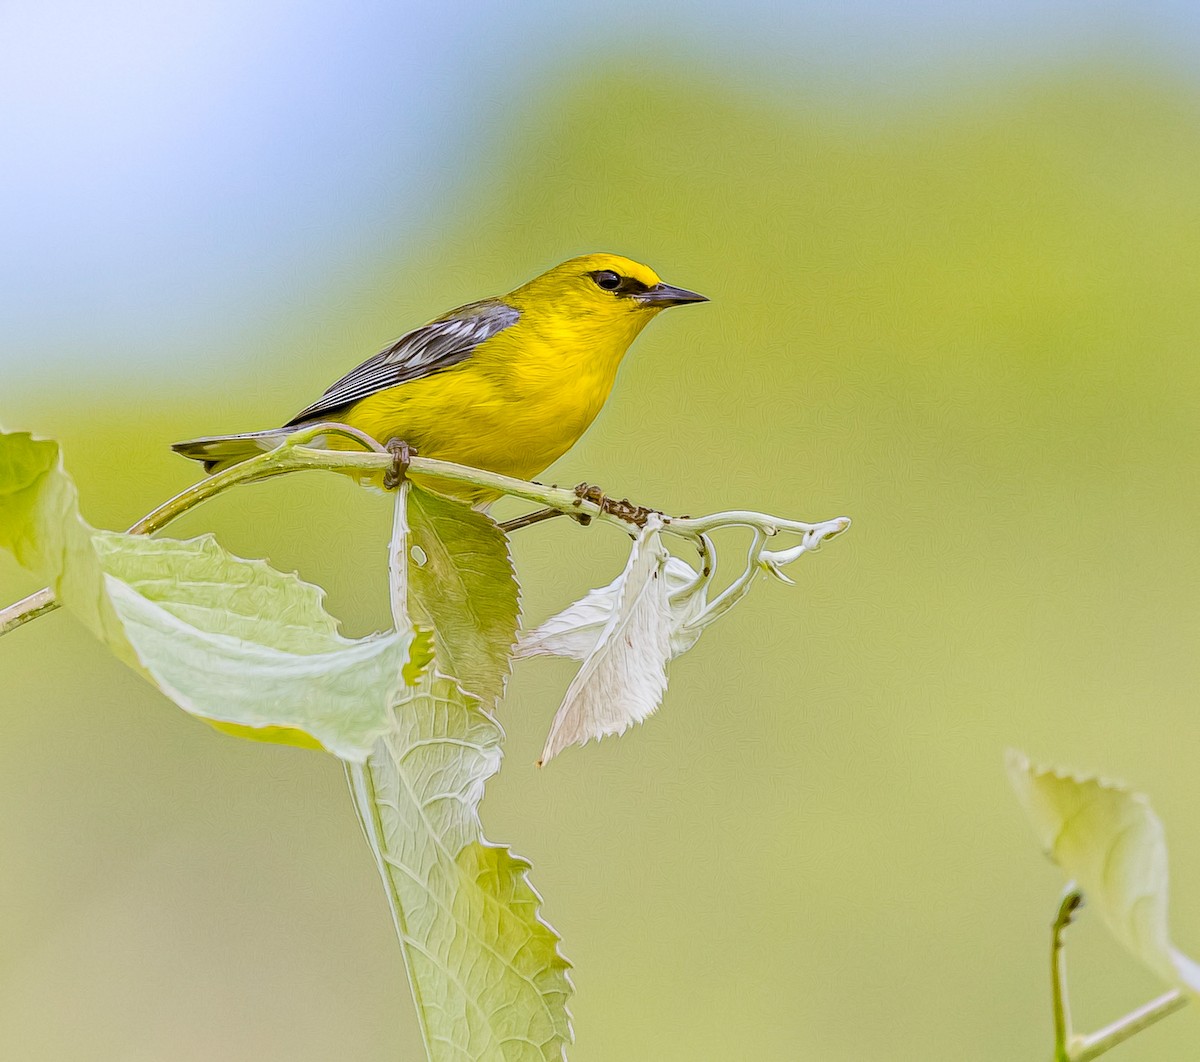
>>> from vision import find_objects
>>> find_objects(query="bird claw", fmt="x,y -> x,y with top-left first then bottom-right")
572,483 -> 604,525
384,438 -> 416,490
573,482 -> 655,528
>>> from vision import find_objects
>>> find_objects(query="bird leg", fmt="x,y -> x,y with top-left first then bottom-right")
498,508 -> 572,534
383,438 -> 416,490
497,482 -> 660,535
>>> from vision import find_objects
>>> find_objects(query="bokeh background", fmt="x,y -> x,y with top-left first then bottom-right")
5,2 -> 1200,1059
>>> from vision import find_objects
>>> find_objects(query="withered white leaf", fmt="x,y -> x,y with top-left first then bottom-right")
536,518 -> 679,765
517,554 -> 706,663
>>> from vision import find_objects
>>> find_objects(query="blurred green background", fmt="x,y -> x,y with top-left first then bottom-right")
5,4 -> 1200,1059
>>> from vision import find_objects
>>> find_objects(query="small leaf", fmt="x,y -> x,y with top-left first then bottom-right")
405,484 -> 519,706
537,517 -> 677,766
351,674 -> 573,1060
1007,751 -> 1200,994
0,430 -> 425,759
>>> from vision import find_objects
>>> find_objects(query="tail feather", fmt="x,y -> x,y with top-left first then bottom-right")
171,429 -> 289,474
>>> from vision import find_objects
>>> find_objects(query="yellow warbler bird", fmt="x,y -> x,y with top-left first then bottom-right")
173,253 -> 706,502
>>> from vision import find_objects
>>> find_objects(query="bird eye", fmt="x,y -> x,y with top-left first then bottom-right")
593,270 -> 621,291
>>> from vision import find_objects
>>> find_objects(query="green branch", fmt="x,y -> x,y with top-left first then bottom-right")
0,425 -> 851,638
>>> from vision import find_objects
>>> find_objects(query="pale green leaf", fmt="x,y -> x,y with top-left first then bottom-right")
1007,751 -> 1200,994
0,430 -> 426,759
349,487 -> 572,1060
0,431 -> 128,653
350,671 -> 573,1060
405,485 -> 519,706
92,531 -> 345,651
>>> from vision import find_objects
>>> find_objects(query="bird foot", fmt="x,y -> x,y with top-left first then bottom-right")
383,438 -> 416,489
573,482 -> 655,528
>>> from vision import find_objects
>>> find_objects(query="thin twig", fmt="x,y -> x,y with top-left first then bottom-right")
1073,990 -> 1188,1061
687,528 -> 767,629
1047,883 -> 1188,1061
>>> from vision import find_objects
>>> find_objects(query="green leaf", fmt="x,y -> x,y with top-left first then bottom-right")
350,672 -> 573,1061
404,484 -> 519,706
350,487 -> 572,1060
1007,751 -> 1200,994
0,429 -> 427,759
0,431 -> 128,651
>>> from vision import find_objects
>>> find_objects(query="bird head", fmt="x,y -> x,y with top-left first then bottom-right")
510,253 -> 708,333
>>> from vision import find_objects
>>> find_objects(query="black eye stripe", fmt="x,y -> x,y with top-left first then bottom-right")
587,270 -> 651,297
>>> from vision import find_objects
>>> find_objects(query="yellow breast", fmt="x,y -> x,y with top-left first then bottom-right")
337,304 -> 650,501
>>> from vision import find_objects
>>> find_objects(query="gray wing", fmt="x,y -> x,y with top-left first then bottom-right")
285,299 -> 520,425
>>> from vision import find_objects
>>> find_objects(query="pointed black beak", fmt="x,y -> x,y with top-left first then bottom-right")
636,282 -> 709,307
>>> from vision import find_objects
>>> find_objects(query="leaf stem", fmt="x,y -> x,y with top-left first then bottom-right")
0,587 -> 57,636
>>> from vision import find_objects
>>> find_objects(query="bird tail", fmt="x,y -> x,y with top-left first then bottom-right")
171,429 -> 290,474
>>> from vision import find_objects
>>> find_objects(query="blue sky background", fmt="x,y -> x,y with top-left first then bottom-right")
4,0 -> 1200,386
